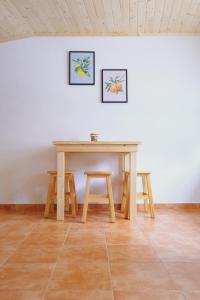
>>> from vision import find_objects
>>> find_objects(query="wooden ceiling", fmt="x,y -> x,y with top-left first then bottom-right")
0,0 -> 200,42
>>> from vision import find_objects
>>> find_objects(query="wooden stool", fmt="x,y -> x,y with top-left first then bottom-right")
44,171 -> 77,218
122,171 -> 155,218
82,171 -> 116,223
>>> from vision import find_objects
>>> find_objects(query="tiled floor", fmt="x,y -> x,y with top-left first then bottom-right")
0,207 -> 200,299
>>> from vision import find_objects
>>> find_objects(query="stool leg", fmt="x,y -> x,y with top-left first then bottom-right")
82,176 -> 90,223
50,176 -> 56,213
121,172 -> 127,213
106,176 -> 116,223
142,175 -> 149,213
64,176 -> 70,212
72,175 -> 78,211
69,175 -> 76,218
146,174 -> 155,218
44,175 -> 55,218
124,173 -> 130,219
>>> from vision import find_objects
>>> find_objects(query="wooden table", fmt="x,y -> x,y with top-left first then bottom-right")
53,141 -> 141,222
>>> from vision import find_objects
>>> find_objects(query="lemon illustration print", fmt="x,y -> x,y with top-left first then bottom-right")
73,57 -> 90,78
75,63 -> 87,77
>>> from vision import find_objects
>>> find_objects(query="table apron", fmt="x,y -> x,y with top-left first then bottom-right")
55,145 -> 138,153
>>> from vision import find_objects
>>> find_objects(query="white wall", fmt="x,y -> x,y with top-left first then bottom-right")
0,36 -> 200,204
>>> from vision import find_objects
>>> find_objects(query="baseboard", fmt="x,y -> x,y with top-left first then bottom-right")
154,203 -> 200,209
0,203 -> 200,212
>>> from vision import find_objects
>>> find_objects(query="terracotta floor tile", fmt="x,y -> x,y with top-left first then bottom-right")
0,290 -> 43,300
45,289 -> 113,300
32,222 -> 69,234
0,222 -> 35,234
58,244 -> 108,264
0,263 -> 54,291
20,233 -> 66,247
0,234 -> 27,248
114,289 -> 185,300
153,244 -> 200,262
184,290 -> 200,300
70,222 -> 108,231
110,262 -> 176,291
0,246 -> 16,266
49,262 -> 112,290
106,231 -> 148,245
7,245 -> 61,263
66,229 -> 106,246
108,244 -> 160,263
163,262 -> 200,291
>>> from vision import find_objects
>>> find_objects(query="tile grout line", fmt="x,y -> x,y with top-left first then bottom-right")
0,221 -> 38,269
158,256 -> 187,298
42,222 -> 72,300
141,226 -> 187,299
104,228 -> 115,300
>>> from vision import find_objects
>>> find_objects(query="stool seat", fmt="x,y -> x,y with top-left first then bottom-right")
84,171 -> 112,177
82,171 -> 115,223
48,170 -> 74,176
137,172 -> 151,176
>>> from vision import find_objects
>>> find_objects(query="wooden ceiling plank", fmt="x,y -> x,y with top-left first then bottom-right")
179,0 -> 198,33
66,0 -> 93,33
0,0 -> 32,36
194,2 -> 200,33
35,0 -> 75,33
34,0 -> 59,32
10,0 -> 50,33
91,0 -> 108,32
129,0 -> 138,33
0,24 -> 9,36
83,0 -> 105,32
153,0 -> 165,33
102,0 -> 115,32
173,0 -> 192,33
111,0 -> 121,32
167,0 -> 185,33
119,0 -> 130,33
137,0 -> 147,34
159,0 -> 174,33
190,1 -> 200,33
53,0 -> 77,32
63,0 -> 82,33
145,0 -> 155,33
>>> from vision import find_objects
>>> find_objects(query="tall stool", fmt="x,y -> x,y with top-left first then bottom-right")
82,171 -> 116,223
122,171 -> 155,218
44,171 -> 77,218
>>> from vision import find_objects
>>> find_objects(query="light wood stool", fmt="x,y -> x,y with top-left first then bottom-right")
82,171 -> 116,223
44,171 -> 77,218
121,171 -> 155,218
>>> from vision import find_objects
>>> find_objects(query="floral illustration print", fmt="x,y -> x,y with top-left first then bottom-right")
105,75 -> 124,94
73,56 -> 90,77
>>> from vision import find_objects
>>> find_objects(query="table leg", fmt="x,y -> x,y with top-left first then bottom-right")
129,152 -> 137,222
57,151 -> 65,221
121,153 -> 129,214
65,154 -> 70,212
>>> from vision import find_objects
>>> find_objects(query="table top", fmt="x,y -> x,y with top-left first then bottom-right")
53,140 -> 141,145
53,140 -> 141,153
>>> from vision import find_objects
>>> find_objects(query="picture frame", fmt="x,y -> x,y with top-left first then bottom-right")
69,51 -> 95,85
102,69 -> 128,103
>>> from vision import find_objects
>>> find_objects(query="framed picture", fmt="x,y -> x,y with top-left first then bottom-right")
102,69 -> 128,103
69,51 -> 95,85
